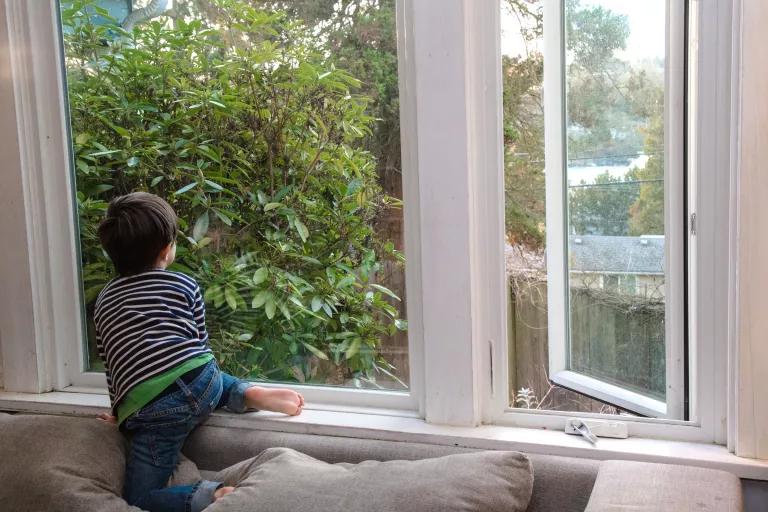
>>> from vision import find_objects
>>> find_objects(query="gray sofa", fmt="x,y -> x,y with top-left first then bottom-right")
0,411 -> 744,511
183,424 -> 743,511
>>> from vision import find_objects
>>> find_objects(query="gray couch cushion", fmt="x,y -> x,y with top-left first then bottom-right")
205,447 -> 534,512
184,425 -> 599,512
525,454 -> 599,512
585,460 -> 743,511
0,413 -> 140,512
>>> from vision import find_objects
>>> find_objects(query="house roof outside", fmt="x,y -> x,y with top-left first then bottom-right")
505,235 -> 665,276
569,235 -> 664,275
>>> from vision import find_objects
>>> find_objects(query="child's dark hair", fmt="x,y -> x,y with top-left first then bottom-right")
98,192 -> 178,276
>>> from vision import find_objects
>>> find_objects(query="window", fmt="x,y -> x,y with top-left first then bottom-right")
0,0 -> 735,445
503,0 -> 685,419
58,0 -> 409,394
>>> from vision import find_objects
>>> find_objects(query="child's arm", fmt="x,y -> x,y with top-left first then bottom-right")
192,285 -> 210,348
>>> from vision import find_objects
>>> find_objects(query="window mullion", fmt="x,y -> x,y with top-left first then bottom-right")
408,0 -> 506,427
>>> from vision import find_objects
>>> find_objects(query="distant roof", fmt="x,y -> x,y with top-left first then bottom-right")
570,235 -> 664,275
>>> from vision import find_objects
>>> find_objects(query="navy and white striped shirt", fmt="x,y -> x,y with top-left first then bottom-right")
94,270 -> 213,411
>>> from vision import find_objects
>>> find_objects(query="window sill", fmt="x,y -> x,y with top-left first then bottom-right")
1,390 -> 767,480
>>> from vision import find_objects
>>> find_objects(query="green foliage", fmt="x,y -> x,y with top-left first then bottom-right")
628,116 -> 664,235
62,0 -> 405,388
569,172 -> 639,236
566,0 -> 646,165
501,2 -> 546,248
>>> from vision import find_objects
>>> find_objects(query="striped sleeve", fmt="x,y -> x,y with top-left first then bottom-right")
193,285 -> 210,348
95,331 -> 116,404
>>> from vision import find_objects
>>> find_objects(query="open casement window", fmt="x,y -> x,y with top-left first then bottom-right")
542,0 -> 687,419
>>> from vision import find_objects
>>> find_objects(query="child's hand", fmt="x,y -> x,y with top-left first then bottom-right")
97,412 -> 117,424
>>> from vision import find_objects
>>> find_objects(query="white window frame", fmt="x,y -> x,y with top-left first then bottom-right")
0,0 -> 738,448
0,0 -> 419,412
543,0 -> 686,420
485,0 -> 733,444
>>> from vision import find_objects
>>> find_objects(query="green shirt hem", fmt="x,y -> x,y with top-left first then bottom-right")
116,353 -> 214,426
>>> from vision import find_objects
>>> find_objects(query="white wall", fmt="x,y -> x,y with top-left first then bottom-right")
735,1 -> 768,459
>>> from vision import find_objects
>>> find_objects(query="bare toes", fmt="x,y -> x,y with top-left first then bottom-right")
214,486 -> 235,500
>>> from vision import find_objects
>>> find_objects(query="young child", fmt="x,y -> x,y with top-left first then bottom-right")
94,192 -> 303,512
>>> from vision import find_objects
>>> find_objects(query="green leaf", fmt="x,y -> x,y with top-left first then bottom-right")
88,149 -> 121,157
192,211 -> 209,241
302,342 -> 329,360
336,275 -> 356,289
279,303 -> 291,321
174,182 -> 197,195
288,296 -> 304,309
213,209 -> 233,226
264,202 -> 282,212
150,176 -> 164,187
251,290 -> 269,309
224,287 -> 239,311
345,338 -> 361,360
237,333 -> 253,341
310,296 -> 323,313
75,133 -> 90,145
126,156 -> 140,167
92,184 -> 114,194
298,255 -> 322,266
395,319 -> 408,330
294,219 -> 309,242
370,283 -> 401,301
209,286 -> 225,309
265,297 -> 277,319
346,178 -> 363,197
252,267 -> 268,285
84,284 -> 104,304
204,179 -> 224,191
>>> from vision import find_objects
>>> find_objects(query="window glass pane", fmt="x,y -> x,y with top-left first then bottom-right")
504,0 -> 669,414
60,0 -> 408,391
565,0 -> 667,403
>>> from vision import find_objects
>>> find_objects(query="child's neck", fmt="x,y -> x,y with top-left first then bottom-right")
153,260 -> 169,271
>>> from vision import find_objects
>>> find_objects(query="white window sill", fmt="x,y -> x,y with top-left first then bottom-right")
2,390 -> 767,480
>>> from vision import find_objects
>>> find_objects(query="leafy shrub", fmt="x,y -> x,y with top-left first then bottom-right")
62,0 -> 405,388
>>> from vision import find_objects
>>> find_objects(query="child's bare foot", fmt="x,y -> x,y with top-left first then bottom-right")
214,486 -> 235,501
244,387 -> 304,416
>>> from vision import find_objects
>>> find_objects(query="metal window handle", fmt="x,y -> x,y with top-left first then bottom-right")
573,420 -> 598,445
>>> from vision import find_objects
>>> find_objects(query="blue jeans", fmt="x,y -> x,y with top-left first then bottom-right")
122,360 -> 254,512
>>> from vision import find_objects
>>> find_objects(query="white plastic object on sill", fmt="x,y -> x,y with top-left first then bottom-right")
569,420 -> 598,445
565,418 -> 629,440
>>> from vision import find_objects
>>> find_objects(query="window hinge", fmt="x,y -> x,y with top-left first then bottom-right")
690,212 -> 697,235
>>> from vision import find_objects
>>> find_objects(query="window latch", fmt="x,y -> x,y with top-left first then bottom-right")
565,418 -> 628,443
568,419 -> 598,445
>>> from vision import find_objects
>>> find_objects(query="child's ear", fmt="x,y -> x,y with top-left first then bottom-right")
159,243 -> 173,262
